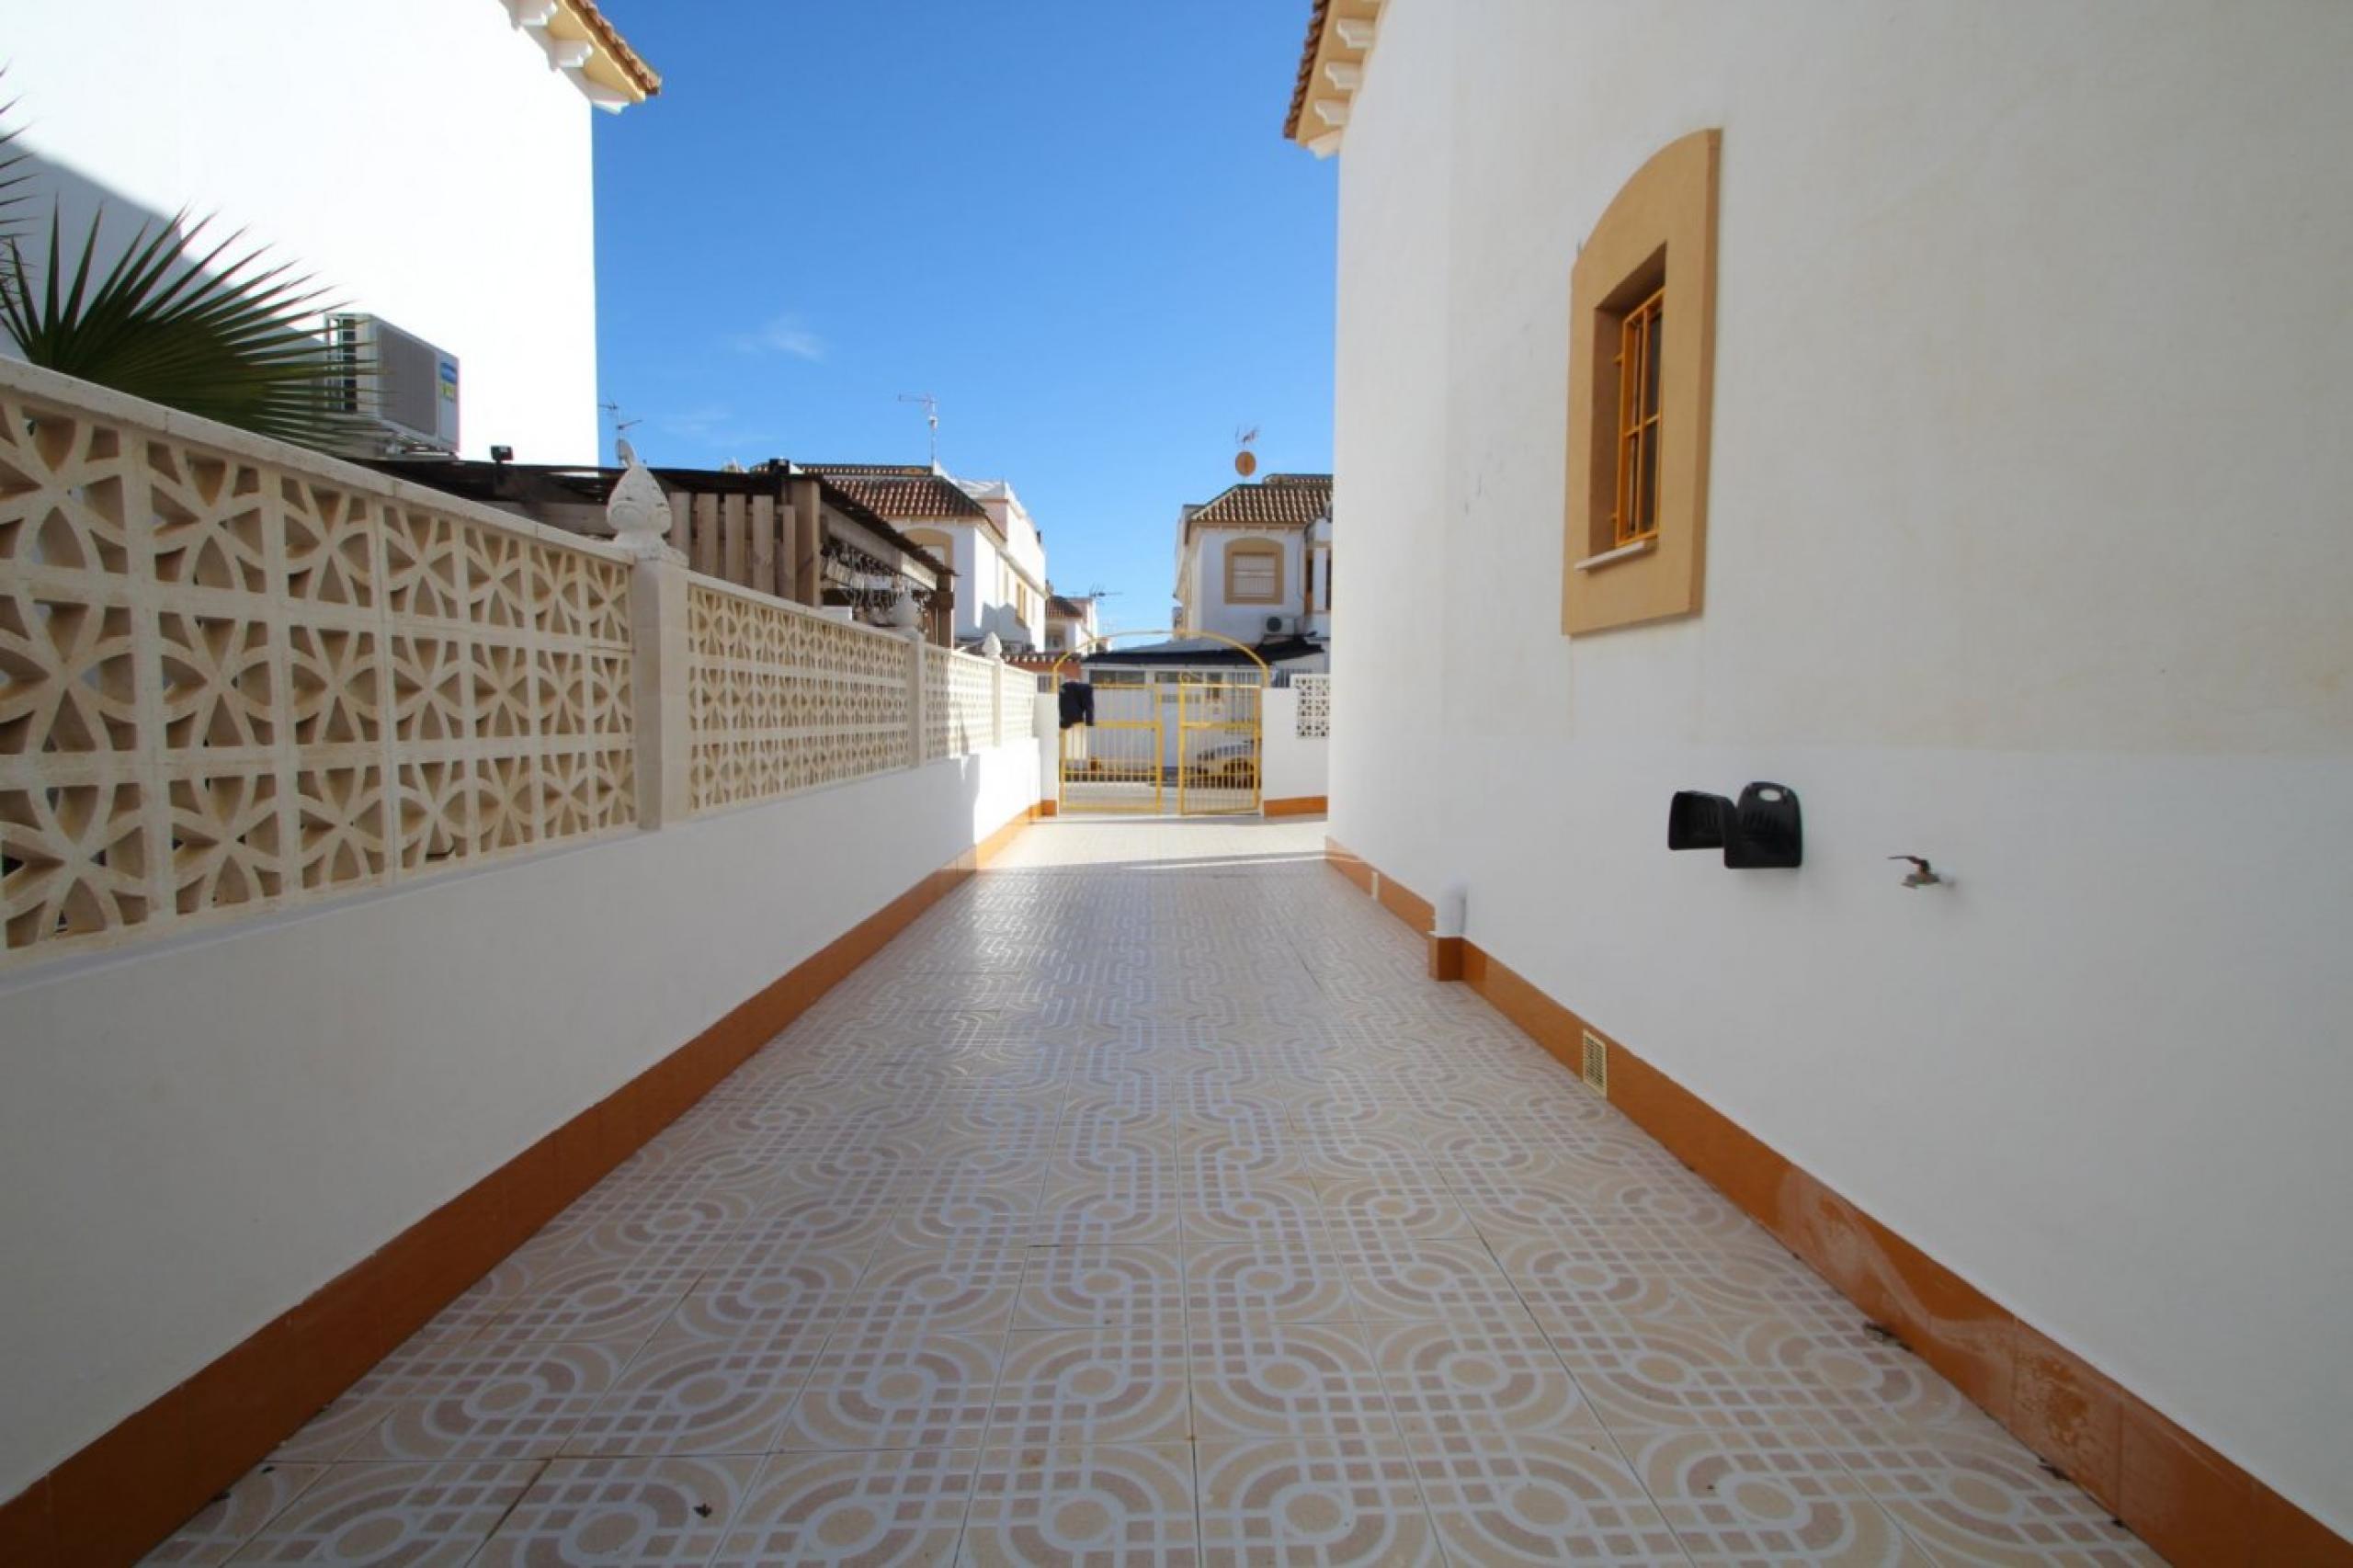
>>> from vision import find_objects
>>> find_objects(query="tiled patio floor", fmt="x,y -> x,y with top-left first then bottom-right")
155,817 -> 2155,1564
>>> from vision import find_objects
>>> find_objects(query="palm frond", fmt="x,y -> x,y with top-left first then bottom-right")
0,206 -> 378,452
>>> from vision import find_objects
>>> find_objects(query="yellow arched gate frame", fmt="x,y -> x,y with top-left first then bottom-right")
1051,631 -> 1267,817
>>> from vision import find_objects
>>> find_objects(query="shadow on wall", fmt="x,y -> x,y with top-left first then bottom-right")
0,145 -> 236,347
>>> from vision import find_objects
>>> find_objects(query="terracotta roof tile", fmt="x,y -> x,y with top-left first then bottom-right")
1188,473 -> 1333,529
566,0 -> 660,97
1283,0 -> 1336,141
801,466 -> 992,522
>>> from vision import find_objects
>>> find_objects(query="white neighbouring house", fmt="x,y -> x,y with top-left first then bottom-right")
806,465 -> 1051,654
0,0 -> 657,464
1290,0 -> 2353,1550
1172,472 -> 1332,661
1044,592 -> 1100,656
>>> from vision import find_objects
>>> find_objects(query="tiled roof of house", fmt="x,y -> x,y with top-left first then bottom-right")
1188,472 -> 1333,529
568,0 -> 661,97
800,466 -> 993,522
1048,594 -> 1091,619
1283,0 -> 1336,141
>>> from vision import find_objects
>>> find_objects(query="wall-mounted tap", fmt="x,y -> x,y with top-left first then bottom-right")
1890,856 -> 1948,890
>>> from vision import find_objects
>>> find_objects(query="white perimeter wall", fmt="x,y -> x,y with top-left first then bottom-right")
1331,0 -> 2353,1530
1262,687 -> 1329,803
0,0 -> 603,463
0,745 -> 1037,1497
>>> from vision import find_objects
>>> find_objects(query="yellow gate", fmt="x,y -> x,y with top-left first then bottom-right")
1058,678 -> 1164,814
1177,679 -> 1263,815
1051,630 -> 1271,818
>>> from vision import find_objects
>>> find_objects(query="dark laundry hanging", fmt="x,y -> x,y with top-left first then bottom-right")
1058,680 -> 1096,730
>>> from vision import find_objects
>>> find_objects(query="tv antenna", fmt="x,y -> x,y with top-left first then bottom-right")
897,392 -> 940,470
1233,424 -> 1260,477
598,401 -> 643,464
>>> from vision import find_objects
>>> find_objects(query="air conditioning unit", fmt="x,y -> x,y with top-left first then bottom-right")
1264,614 -> 1298,635
331,313 -> 460,454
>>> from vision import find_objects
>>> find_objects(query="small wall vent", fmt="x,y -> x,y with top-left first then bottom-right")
1580,1029 -> 1608,1096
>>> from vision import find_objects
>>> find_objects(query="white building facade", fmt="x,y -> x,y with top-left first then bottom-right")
1302,0 -> 2353,1546
1173,472 -> 1333,652
810,466 -> 1051,653
0,0 -> 654,465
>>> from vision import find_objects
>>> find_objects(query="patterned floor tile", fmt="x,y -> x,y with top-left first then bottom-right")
1407,1431 -> 1687,1565
1185,1233 -> 1358,1326
1189,1320 -> 1393,1441
177,818 -> 2147,1565
1195,1437 -> 1438,1566
1014,1244 -> 1188,1330
563,1327 -> 822,1457
1333,1236 -> 1533,1324
224,1460 -> 541,1565
961,1443 -> 1198,1566
142,1462 -> 326,1565
1362,1318 -> 1607,1439
710,1448 -> 978,1566
472,1454 -> 760,1564
776,1332 -> 1002,1451
1821,1423 -> 2163,1564
844,1244 -> 1029,1336
342,1342 -> 630,1461
991,1326 -> 1192,1448
1614,1426 -> 1933,1566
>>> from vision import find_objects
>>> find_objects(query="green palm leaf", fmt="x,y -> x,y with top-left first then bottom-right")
1,208 -> 378,451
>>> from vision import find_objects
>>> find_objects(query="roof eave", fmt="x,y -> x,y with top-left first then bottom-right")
1283,0 -> 1382,152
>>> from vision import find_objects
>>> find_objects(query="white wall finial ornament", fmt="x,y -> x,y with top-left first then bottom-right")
607,452 -> 681,562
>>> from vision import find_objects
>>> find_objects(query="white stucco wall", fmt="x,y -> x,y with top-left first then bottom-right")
1330,0 -> 2353,1531
0,745 -> 1038,1498
0,0 -> 604,462
1261,687 -> 1330,804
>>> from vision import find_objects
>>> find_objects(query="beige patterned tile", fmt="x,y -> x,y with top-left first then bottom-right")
1033,1169 -> 1185,1247
1821,1422 -> 2161,1565
961,1443 -> 1198,1566
1189,1319 -> 1393,1441
1406,1431 -> 1685,1565
990,1327 -> 1192,1448
843,1244 -> 1028,1336
1335,1236 -> 1533,1324
1363,1319 -> 1606,1439
1185,1233 -> 1358,1327
1714,1315 -> 1976,1426
343,1341 -> 630,1460
224,1460 -> 541,1565
472,1454 -> 760,1565
1182,1169 -> 1326,1245
1545,1314 -> 1819,1434
466,1255 -> 709,1350
143,1462 -> 327,1565
886,1181 -> 1041,1252
564,1326 -> 822,1457
667,1244 -> 861,1344
776,1331 -> 1002,1452
1614,1426 -> 1933,1566
710,1448 -> 978,1566
1487,1229 -> 1701,1338
1014,1244 -> 1188,1330
1317,1171 -> 1474,1243
1195,1437 -> 1438,1566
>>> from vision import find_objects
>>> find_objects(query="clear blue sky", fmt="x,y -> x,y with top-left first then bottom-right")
591,2 -> 1336,627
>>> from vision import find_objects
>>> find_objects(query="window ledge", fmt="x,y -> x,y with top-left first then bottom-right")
1573,537 -> 1658,573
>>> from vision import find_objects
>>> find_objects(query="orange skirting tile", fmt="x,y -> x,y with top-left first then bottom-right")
1263,794 -> 1328,816
1327,836 -> 2350,1562
5,799 -> 1042,1567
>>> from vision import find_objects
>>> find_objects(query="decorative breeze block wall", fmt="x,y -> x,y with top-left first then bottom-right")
684,585 -> 913,812
1294,674 -> 1331,738
0,385 -> 635,967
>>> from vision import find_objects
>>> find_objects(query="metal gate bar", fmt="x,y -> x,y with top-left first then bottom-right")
1059,681 -> 1164,814
1177,679 -> 1263,816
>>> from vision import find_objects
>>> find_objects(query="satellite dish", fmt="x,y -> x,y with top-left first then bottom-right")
1234,450 -> 1258,477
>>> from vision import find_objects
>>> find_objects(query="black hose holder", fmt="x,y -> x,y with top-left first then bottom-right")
1668,782 -> 1802,869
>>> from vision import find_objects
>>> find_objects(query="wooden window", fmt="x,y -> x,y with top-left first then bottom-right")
1225,540 -> 1283,605
1563,129 -> 1720,638
1612,287 -> 1665,548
